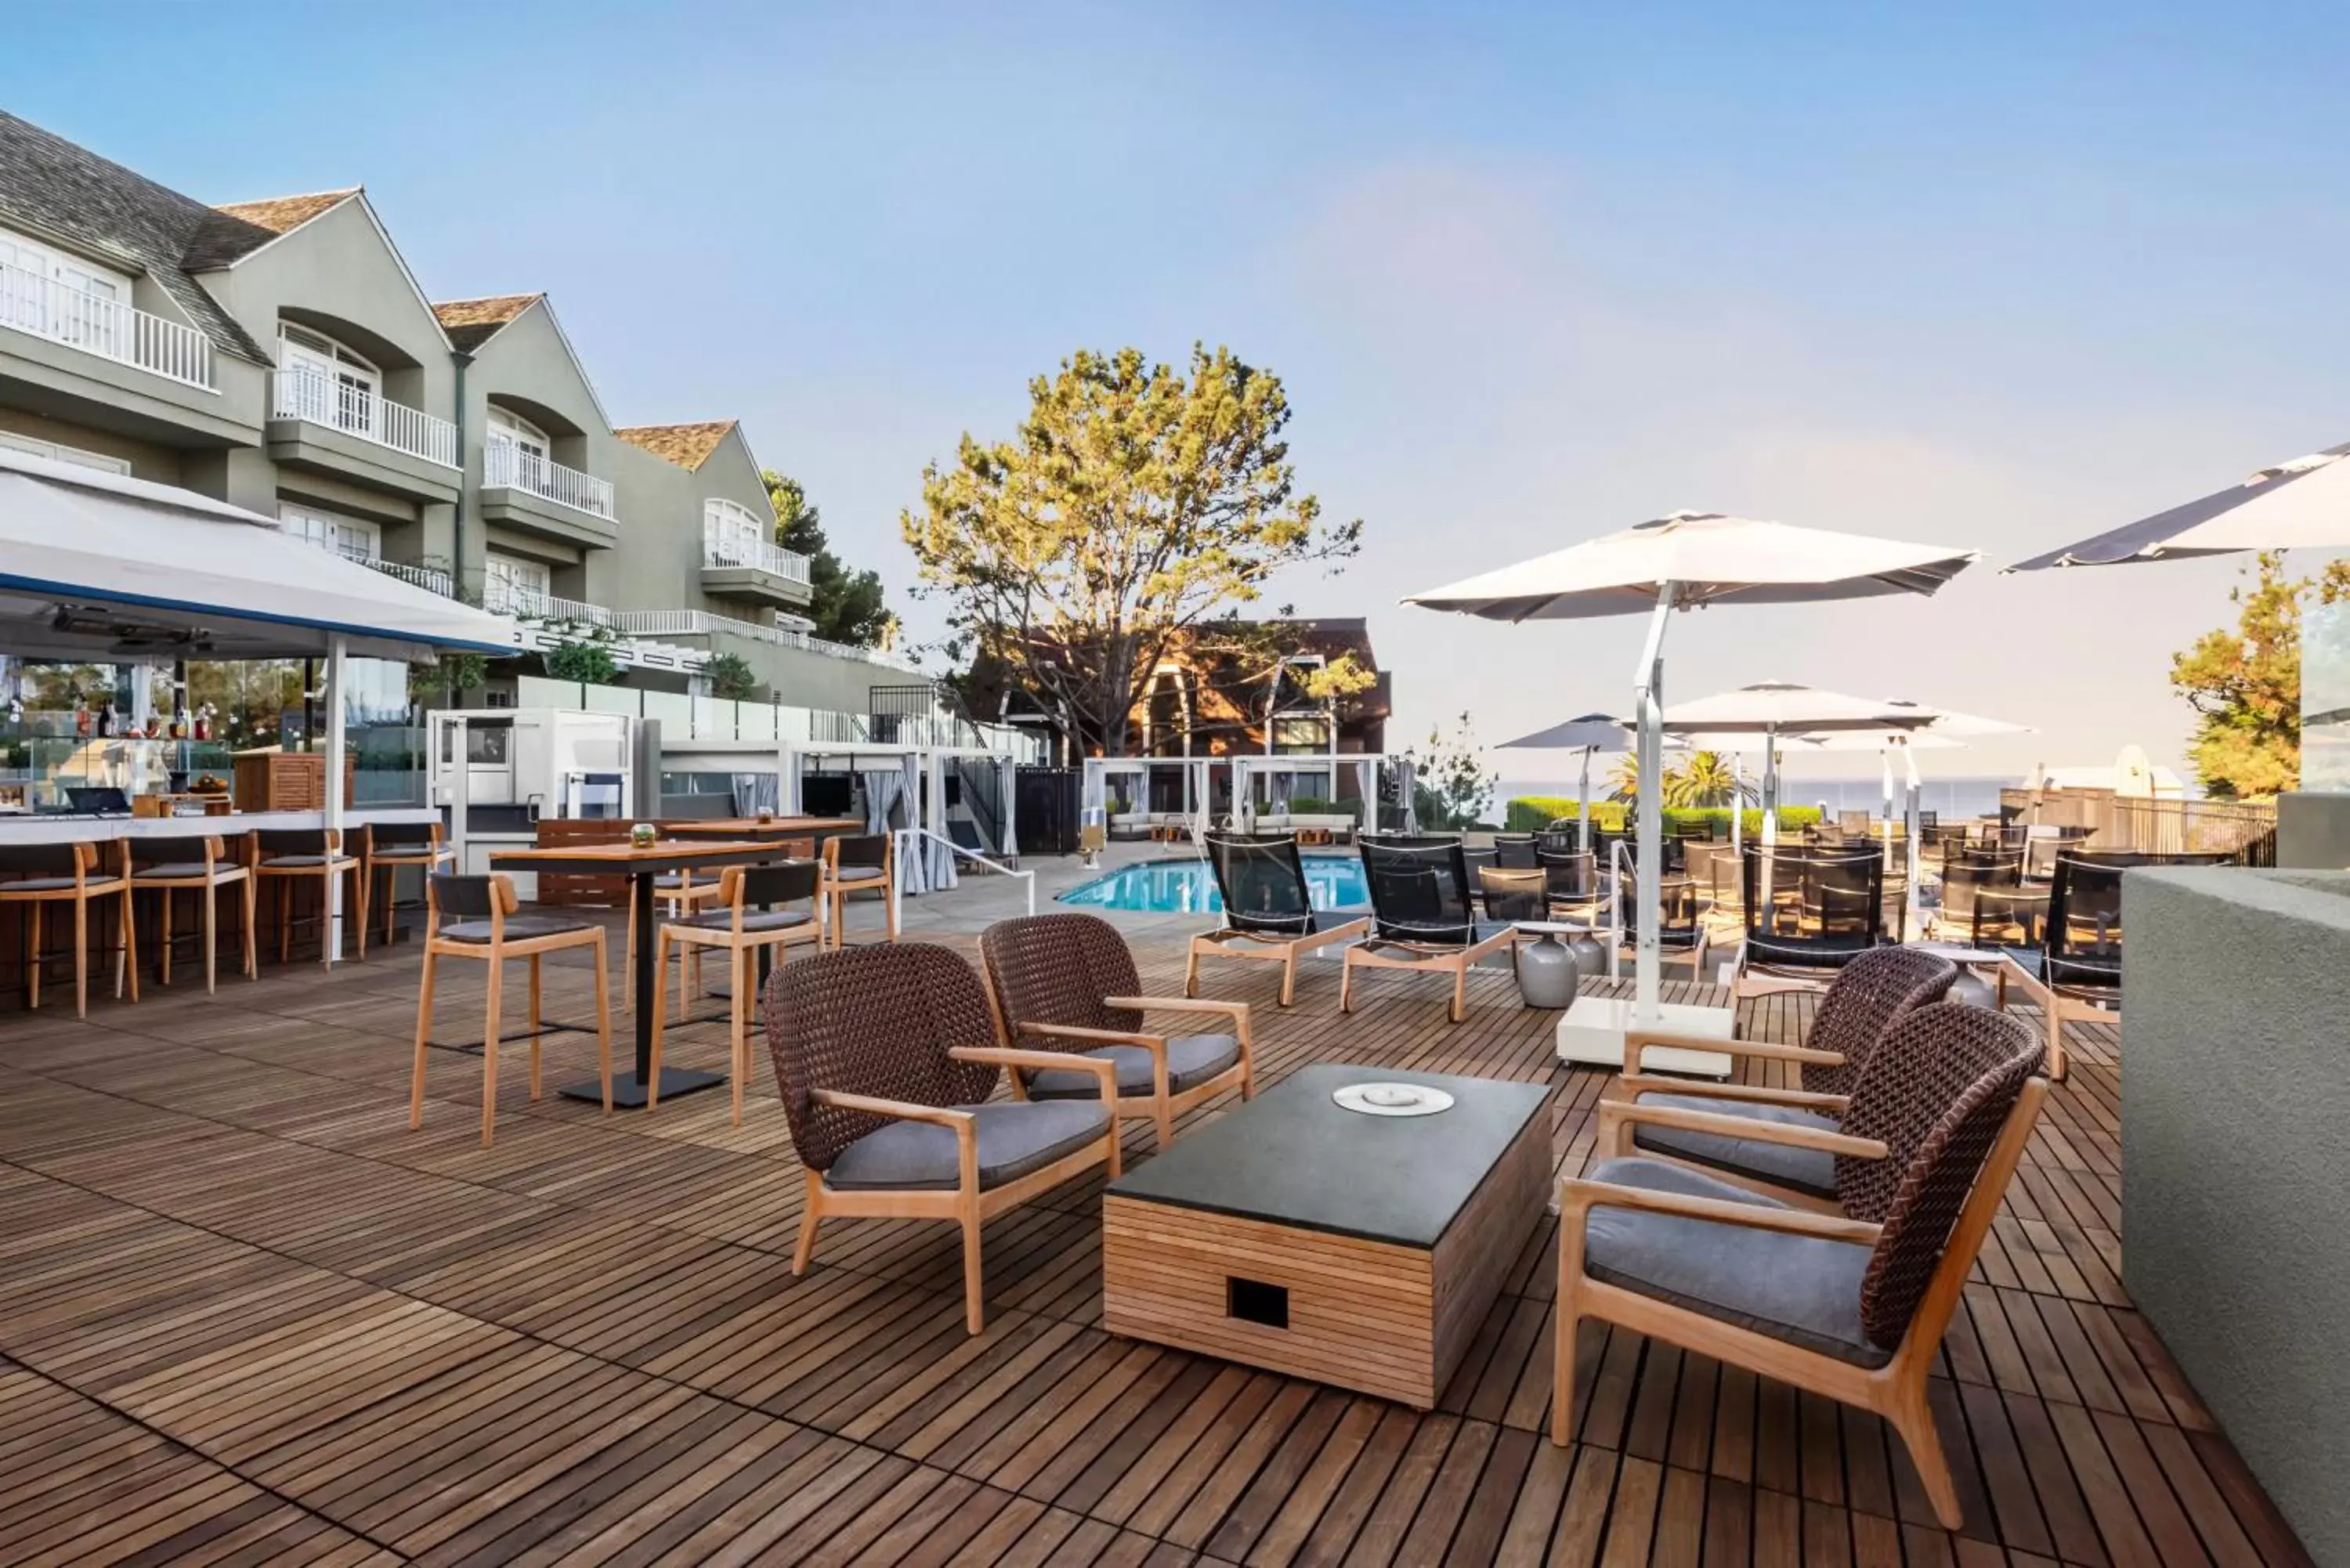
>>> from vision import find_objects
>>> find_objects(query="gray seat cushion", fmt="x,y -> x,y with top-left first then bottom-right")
653,873 -> 720,891
825,1100 -> 1111,1191
439,915 -> 598,944
260,854 -> 343,869
830,865 -> 887,884
1628,1093 -> 1840,1201
1024,1034 -> 1242,1100
677,908 -> 811,933
1582,1157 -> 1886,1367
2,877 -> 85,892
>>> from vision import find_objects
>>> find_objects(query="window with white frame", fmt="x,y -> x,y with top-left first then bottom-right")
483,552 -> 553,614
485,405 -> 551,488
0,226 -> 134,359
278,502 -> 381,563
703,497 -> 768,567
0,430 -> 131,475
277,323 -> 381,436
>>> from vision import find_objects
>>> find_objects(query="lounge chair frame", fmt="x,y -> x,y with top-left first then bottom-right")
1185,832 -> 1368,1006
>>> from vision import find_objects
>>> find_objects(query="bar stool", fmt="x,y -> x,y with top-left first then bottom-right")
130,834 -> 256,993
819,833 -> 897,948
252,829 -> 367,968
623,866 -> 728,1005
0,841 -> 136,1017
410,873 -> 613,1147
363,822 -> 455,947
648,860 -> 822,1123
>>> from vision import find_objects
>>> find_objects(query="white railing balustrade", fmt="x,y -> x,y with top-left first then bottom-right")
367,558 -> 454,597
271,368 -> 459,468
484,442 -> 616,521
482,580 -> 616,627
611,608 -> 920,668
0,260 -> 214,389
702,533 -> 812,583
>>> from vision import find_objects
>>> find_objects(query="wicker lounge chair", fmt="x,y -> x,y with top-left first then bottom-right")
1553,1002 -> 2048,1530
982,912 -> 1253,1151
1598,944 -> 1960,1205
766,941 -> 1122,1333
1185,832 -> 1369,1006
1343,837 -> 1518,1023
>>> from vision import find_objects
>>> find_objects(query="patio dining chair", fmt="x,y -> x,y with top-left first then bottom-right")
129,834 -> 255,993
767,941 -> 1122,1333
1186,832 -> 1369,1006
362,821 -> 454,948
1597,944 -> 1961,1206
409,873 -> 613,1147
0,841 -> 136,1017
1553,1002 -> 2048,1530
1611,851 -> 1709,981
252,828 -> 365,968
819,832 -> 898,948
648,861 -> 823,1124
1491,834 -> 1540,869
1733,844 -> 1883,1002
981,911 -> 1253,1152
1998,849 -> 2225,1080
1343,837 -> 1517,1023
1928,847 -> 2026,947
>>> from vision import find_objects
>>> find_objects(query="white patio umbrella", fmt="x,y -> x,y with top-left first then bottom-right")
1496,713 -> 1650,848
1786,727 -> 1967,939
2009,440 -> 2350,569
1662,681 -> 1943,840
1405,511 -> 1977,1025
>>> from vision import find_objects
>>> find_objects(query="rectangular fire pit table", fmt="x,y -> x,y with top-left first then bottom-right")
1101,1063 -> 1553,1408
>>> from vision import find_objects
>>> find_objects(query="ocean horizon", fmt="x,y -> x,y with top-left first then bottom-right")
1496,774 -> 2021,820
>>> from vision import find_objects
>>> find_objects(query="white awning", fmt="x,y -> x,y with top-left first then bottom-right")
0,449 -> 521,662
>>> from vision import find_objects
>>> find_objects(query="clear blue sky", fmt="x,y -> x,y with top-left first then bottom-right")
9,1 -> 2348,782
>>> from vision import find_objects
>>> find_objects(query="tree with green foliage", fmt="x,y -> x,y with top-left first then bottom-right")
701,652 -> 758,701
901,344 -> 1362,757
544,640 -> 620,685
763,471 -> 894,649
1407,712 -> 1499,831
2170,551 -> 2350,797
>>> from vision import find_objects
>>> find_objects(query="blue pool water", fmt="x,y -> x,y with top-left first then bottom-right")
1058,855 -> 1370,916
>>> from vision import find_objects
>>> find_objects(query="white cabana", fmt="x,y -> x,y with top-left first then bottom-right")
1406,510 -> 1976,1050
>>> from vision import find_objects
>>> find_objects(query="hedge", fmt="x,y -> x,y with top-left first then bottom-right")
1502,798 -> 1824,836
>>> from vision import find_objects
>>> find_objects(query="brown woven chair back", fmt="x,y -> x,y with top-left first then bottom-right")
978,912 -> 1144,1040
1838,1003 -> 2044,1350
764,942 -> 1000,1171
1801,945 -> 1959,1096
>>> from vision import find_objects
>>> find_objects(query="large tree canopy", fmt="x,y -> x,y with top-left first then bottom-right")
2170,551 -> 2350,797
762,471 -> 895,649
901,345 -> 1362,755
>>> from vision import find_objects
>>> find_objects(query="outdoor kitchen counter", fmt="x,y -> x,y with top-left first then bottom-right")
0,806 -> 439,844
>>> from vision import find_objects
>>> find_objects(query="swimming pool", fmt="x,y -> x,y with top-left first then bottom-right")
1058,854 -> 1370,916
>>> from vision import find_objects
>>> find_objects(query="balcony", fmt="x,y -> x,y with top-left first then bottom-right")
479,443 -> 619,551
366,557 -> 454,598
480,579 -> 616,629
700,533 -> 813,609
613,608 -> 920,668
265,369 -> 463,504
0,259 -> 214,390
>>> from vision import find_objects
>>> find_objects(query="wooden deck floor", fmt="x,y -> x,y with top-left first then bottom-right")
0,923 -> 2316,1566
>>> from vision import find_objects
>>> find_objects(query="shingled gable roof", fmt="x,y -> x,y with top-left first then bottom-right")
431,293 -> 544,352
614,421 -> 738,471
0,110 -> 271,363
210,188 -> 360,242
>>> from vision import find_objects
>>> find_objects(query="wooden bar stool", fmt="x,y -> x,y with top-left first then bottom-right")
649,861 -> 822,1124
0,841 -> 136,1017
410,873 -> 613,1147
363,822 -> 455,948
624,865 -> 726,1006
819,832 -> 897,949
252,828 -> 366,968
130,834 -> 256,993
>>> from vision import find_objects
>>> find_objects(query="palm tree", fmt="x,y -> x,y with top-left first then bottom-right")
1672,750 -> 1748,809
1607,753 -> 1644,802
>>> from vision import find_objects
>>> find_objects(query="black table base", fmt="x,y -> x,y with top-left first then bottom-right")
562,1066 -> 724,1108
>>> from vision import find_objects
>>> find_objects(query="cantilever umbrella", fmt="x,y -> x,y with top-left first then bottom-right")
1661,681 -> 1941,838
1406,510 -> 1978,1026
2010,440 -> 2350,569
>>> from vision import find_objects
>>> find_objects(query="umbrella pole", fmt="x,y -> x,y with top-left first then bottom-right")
1578,746 -> 1592,851
1632,584 -> 1675,1020
1903,742 -> 1922,941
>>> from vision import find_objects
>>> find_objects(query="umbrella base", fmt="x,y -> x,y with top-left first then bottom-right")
1555,995 -> 1734,1078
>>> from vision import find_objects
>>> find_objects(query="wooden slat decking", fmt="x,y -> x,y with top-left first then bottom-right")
0,923 -> 2316,1566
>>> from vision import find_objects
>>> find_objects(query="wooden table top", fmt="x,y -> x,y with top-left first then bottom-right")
662,817 -> 865,837
488,838 -> 775,865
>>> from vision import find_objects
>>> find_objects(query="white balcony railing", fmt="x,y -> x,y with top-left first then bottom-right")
0,259 -> 214,389
613,608 -> 920,669
484,441 -> 615,521
367,558 -> 454,597
703,533 -> 812,583
482,579 -> 616,627
272,369 -> 458,468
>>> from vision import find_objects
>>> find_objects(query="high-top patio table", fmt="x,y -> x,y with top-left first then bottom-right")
1102,1063 -> 1553,1407
487,837 -> 794,1107
663,815 -> 865,844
